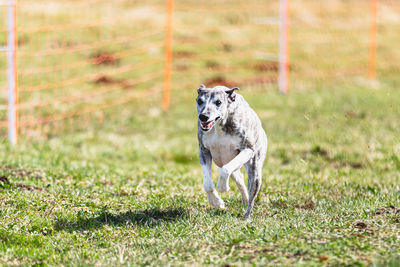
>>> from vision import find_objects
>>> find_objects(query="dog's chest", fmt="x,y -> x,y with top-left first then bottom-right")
202,128 -> 241,167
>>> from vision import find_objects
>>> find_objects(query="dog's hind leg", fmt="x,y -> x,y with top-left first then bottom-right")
199,146 -> 225,209
231,170 -> 249,206
243,159 -> 263,219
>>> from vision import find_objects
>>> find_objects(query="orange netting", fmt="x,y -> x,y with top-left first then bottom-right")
0,0 -> 167,140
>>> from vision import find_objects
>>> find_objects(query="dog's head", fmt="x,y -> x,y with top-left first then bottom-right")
196,84 -> 239,131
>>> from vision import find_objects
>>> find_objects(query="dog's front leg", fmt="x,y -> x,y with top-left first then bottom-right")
199,146 -> 225,209
216,167 -> 230,193
219,148 -> 254,182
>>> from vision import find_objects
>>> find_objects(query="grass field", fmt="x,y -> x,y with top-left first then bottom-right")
1,0 -> 400,266
1,84 -> 400,266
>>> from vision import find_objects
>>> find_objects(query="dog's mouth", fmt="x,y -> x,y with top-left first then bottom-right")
200,117 -> 220,131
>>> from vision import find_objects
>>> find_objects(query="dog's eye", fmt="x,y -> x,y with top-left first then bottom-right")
197,99 -> 204,105
215,100 -> 222,107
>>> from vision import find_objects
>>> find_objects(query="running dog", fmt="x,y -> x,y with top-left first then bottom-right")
197,84 -> 268,219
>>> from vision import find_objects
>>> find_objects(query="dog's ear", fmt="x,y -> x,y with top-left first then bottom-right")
197,84 -> 206,94
225,87 -> 240,102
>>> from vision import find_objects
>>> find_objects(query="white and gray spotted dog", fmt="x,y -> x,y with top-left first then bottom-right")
196,84 -> 268,219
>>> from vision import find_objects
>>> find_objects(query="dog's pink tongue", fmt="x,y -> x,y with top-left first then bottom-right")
202,121 -> 212,129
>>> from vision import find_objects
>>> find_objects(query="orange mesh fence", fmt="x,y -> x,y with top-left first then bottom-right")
172,0 -> 282,90
171,0 -> 399,91
0,0 -> 166,140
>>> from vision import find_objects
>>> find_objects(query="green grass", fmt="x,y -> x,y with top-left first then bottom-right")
1,0 -> 400,265
1,84 -> 400,266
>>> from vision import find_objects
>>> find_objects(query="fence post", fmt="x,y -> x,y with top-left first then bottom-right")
7,0 -> 17,144
368,0 -> 377,80
162,0 -> 173,111
279,0 -> 289,94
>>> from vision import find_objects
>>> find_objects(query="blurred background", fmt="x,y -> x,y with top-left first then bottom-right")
0,0 -> 398,142
0,0 -> 400,142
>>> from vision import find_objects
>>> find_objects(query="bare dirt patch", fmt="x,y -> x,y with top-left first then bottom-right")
92,75 -> 134,89
345,110 -> 366,119
318,255 -> 329,262
174,35 -> 200,44
0,175 -> 45,191
0,176 -> 9,183
204,76 -> 237,88
349,162 -> 363,169
93,75 -> 117,85
252,61 -> 279,72
311,145 -> 329,157
205,60 -> 222,70
302,146 -> 364,170
18,35 -> 29,46
221,43 -> 233,52
0,166 -> 47,180
13,183 -> 45,191
351,221 -> 377,235
354,221 -> 368,230
295,200 -> 316,210
205,75 -> 277,88
375,206 -> 400,215
90,52 -> 119,66
241,76 -> 277,85
173,50 -> 195,59
271,200 -> 289,209
331,161 -> 364,169
271,200 -> 316,210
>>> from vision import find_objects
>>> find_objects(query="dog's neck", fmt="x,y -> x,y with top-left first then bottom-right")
217,102 -> 239,135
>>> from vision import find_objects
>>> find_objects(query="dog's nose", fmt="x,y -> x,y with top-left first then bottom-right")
199,114 -> 209,122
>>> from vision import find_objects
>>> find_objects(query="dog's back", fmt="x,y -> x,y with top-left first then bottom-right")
219,93 -> 267,154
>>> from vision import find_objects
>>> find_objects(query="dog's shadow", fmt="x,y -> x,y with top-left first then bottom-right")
54,207 -> 186,232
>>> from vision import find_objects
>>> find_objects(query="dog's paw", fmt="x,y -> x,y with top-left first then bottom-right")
216,179 -> 230,193
211,199 -> 226,210
207,191 -> 226,209
243,208 -> 252,220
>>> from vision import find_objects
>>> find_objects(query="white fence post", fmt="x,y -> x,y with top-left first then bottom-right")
7,0 -> 17,144
279,0 -> 289,94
